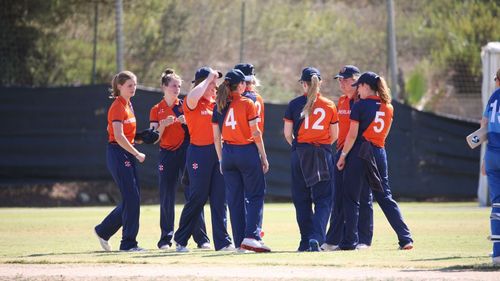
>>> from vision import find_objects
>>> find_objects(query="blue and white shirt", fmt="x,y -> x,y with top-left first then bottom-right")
483,88 -> 500,151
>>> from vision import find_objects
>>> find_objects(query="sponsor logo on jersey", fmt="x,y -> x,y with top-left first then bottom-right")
123,117 -> 136,124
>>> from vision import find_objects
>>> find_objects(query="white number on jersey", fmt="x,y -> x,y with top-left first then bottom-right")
373,111 -> 385,133
490,99 -> 499,123
225,108 -> 237,129
304,108 -> 326,130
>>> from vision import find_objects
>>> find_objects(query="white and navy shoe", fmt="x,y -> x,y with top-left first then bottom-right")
321,243 -> 339,251
197,242 -> 211,250
123,246 -> 146,252
356,243 -> 370,250
94,229 -> 111,251
218,244 -> 236,251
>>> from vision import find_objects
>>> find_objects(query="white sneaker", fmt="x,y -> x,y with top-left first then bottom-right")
122,246 -> 146,252
356,243 -> 370,250
240,238 -> 271,253
218,244 -> 236,251
159,244 -> 170,250
176,244 -> 189,252
236,247 -> 251,253
94,229 -> 111,251
493,256 -> 500,266
321,243 -> 339,251
198,242 -> 211,250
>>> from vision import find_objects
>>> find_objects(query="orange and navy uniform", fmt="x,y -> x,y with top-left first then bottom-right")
350,96 -> 393,148
97,95 -> 140,251
107,95 -> 136,144
336,95 -> 354,150
174,93 -> 233,250
212,93 -> 258,145
242,87 -> 265,134
150,98 -> 188,150
182,96 -> 215,146
284,92 -> 338,251
212,92 -> 265,247
283,93 -> 339,146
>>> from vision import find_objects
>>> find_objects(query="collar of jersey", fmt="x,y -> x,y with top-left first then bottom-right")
161,97 -> 180,108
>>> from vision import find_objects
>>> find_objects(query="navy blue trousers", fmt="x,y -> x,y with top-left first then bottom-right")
371,146 -> 412,248
173,144 -> 232,250
325,150 -> 373,246
485,148 -> 500,258
291,145 -> 333,251
222,143 -> 266,248
95,143 -> 140,250
157,145 -> 209,248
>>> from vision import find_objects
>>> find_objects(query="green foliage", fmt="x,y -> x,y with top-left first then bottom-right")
1,0 -> 499,105
405,62 -> 428,105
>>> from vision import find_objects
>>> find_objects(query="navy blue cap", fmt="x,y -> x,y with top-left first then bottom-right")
351,71 -> 379,88
192,66 -> 222,83
224,69 -> 246,84
299,67 -> 321,82
334,65 -> 360,79
134,128 -> 159,144
234,63 -> 255,82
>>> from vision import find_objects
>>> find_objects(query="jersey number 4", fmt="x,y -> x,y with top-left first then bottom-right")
225,108 -> 237,129
304,108 -> 326,130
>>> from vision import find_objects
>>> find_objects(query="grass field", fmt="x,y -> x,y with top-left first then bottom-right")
0,202 -> 496,272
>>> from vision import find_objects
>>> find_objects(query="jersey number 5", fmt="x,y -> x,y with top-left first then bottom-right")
304,108 -> 326,130
225,108 -> 237,129
373,111 -> 385,133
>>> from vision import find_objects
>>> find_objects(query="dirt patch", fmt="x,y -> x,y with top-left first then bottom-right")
1,264 -> 499,281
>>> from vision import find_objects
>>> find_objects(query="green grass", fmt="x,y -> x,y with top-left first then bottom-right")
0,202 -> 495,270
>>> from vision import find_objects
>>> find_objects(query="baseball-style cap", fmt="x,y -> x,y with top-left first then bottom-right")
351,71 -> 379,88
334,65 -> 360,79
234,63 -> 255,82
134,128 -> 159,144
224,69 -> 246,84
192,66 -> 223,83
299,67 -> 322,82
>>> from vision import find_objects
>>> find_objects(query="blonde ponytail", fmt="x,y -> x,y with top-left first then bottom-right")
215,81 -> 240,113
377,77 -> 392,104
301,75 -> 320,117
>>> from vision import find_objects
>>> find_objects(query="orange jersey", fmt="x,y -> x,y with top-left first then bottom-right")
284,93 -> 339,145
150,98 -> 186,150
350,96 -> 393,148
243,89 -> 265,133
107,96 -> 137,144
183,96 -> 215,146
336,95 -> 354,149
212,93 -> 258,145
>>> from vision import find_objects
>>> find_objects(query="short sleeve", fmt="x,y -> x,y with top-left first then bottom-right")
284,102 -> 293,122
329,102 -> 339,124
150,105 -> 159,123
109,103 -> 126,123
246,100 -> 258,121
212,105 -> 220,124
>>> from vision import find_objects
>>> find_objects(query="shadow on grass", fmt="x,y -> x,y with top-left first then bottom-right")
132,250 -> 299,259
19,250 -> 139,258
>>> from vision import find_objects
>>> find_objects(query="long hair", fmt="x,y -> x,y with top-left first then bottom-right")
301,75 -> 320,117
161,68 -> 181,86
376,77 -> 392,104
110,71 -> 136,99
215,81 -> 238,113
